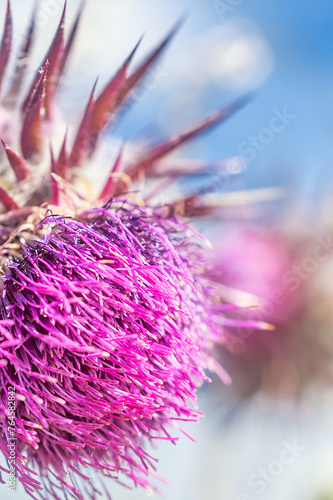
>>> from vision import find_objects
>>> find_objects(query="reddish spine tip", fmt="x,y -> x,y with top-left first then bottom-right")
0,185 -> 19,211
20,62 -> 49,162
3,1 -> 36,106
1,139 -> 32,181
57,129 -> 69,181
115,21 -> 181,110
99,146 -> 125,200
69,80 -> 97,168
0,0 -> 12,93
21,5 -> 65,116
128,95 -> 250,180
88,40 -> 143,156
50,145 -> 60,205
56,0 -> 84,87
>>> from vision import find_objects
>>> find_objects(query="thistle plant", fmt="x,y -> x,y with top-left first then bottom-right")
0,2 -> 269,499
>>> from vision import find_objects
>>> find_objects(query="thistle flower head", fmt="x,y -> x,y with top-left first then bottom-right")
1,204 -> 227,498
0,2 -> 257,498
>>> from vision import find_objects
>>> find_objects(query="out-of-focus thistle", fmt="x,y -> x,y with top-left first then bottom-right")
0,2 -> 272,499
209,224 -> 333,401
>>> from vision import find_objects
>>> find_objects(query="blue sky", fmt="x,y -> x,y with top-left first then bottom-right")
112,0 -> 333,206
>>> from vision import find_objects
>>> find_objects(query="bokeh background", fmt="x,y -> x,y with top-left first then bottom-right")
2,0 -> 333,499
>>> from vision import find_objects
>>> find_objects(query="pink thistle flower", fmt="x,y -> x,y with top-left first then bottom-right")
0,2 -> 267,498
208,225 -> 311,400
